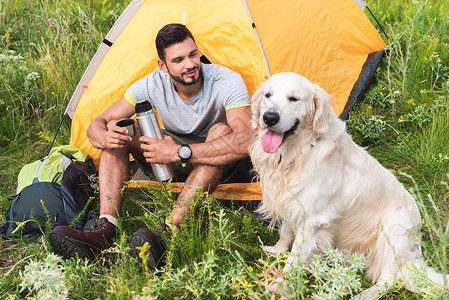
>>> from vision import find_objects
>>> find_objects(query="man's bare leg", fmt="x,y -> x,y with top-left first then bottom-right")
170,123 -> 232,228
98,136 -> 142,218
48,136 -> 143,259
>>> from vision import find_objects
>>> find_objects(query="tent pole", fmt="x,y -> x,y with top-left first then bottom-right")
366,6 -> 390,42
240,0 -> 271,77
47,98 -> 73,156
47,113 -> 66,156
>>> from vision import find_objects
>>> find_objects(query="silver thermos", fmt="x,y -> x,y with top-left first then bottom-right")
135,100 -> 175,182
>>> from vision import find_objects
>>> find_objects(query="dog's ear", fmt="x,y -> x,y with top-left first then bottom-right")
250,83 -> 264,130
312,85 -> 332,138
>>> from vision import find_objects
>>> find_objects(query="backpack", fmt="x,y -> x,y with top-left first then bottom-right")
1,145 -> 97,239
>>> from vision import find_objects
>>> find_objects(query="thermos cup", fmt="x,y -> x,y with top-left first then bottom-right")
135,100 -> 175,182
116,119 -> 136,137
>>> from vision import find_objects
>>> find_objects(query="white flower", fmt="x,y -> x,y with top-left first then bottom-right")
0,53 -> 24,61
26,72 -> 41,81
19,253 -> 68,299
309,247 -> 365,299
9,54 -> 24,60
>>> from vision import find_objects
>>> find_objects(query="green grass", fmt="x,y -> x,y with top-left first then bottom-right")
1,0 -> 449,299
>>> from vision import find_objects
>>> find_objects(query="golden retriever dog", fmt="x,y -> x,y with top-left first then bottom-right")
249,72 -> 448,298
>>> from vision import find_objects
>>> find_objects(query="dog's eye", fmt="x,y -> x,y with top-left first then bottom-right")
288,96 -> 300,102
265,92 -> 271,98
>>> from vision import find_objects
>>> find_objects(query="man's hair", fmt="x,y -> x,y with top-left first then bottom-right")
156,23 -> 195,62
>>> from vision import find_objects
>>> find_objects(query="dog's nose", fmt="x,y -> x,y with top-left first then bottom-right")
263,111 -> 280,127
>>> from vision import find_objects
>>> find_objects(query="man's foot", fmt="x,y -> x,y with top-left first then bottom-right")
129,225 -> 168,270
49,217 -> 116,261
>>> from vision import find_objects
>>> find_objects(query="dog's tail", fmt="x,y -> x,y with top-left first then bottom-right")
398,261 -> 449,293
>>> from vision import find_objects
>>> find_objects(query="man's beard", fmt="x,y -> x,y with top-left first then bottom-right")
168,65 -> 202,86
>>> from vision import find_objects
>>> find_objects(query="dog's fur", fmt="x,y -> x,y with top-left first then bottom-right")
250,72 -> 448,298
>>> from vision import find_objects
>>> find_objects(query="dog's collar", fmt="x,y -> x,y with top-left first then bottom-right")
283,120 -> 300,140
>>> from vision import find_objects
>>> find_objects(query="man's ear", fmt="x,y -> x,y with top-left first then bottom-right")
158,59 -> 168,73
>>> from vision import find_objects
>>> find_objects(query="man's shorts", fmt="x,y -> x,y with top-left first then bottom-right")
135,130 -> 253,184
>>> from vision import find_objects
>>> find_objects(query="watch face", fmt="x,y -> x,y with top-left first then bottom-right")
178,145 -> 192,159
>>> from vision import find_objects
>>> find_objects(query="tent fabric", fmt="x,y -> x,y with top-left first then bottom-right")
69,0 -> 386,200
66,0 -> 145,118
340,49 -> 385,120
244,0 -> 385,115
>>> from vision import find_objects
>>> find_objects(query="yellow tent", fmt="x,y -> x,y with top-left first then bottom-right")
68,0 -> 386,200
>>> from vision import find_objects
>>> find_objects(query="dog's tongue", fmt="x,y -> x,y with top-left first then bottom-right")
261,130 -> 284,154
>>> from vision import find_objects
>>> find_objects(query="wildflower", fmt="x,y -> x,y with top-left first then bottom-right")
48,18 -> 57,27
309,247 -> 365,298
19,253 -> 68,299
0,52 -> 24,61
438,154 -> 449,160
407,98 -> 416,106
232,275 -> 249,288
26,72 -> 41,81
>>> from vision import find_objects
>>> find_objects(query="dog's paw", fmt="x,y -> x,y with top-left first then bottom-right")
262,245 -> 288,255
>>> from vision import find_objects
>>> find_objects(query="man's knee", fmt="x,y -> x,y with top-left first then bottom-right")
100,136 -> 142,165
206,123 -> 231,141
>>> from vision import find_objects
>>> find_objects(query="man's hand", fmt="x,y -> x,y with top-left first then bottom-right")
140,135 -> 179,164
104,120 -> 133,149
87,97 -> 136,150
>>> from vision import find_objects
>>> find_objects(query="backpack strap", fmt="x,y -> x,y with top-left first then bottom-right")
60,154 -> 73,171
32,154 -> 74,184
52,154 -> 73,183
32,158 -> 47,184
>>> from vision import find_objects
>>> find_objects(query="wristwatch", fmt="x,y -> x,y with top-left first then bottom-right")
178,144 -> 192,167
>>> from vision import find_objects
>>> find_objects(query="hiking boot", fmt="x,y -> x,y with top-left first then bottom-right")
129,225 -> 169,270
49,217 -> 116,261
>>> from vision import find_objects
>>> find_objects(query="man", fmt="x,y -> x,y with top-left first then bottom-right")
49,24 -> 252,267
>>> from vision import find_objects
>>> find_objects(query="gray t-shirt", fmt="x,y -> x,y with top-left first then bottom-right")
124,63 -> 250,137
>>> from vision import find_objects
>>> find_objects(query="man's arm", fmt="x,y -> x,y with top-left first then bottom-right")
87,97 -> 136,149
140,106 -> 252,166
191,105 -> 252,165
